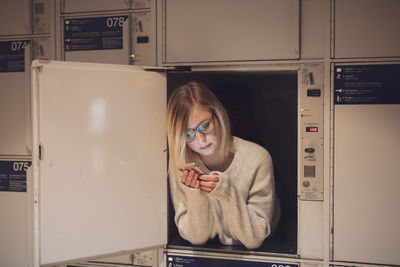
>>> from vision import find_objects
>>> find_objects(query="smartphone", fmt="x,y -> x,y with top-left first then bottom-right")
178,163 -> 207,175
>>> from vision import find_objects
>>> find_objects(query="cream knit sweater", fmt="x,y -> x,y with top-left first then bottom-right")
169,136 -> 280,249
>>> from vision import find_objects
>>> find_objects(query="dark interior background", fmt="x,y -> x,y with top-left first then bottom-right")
166,71 -> 298,255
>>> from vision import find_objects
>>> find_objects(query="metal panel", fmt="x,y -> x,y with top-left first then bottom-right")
33,0 -> 52,34
132,0 -> 152,9
298,66 -> 324,201
0,0 -> 31,36
31,61 -> 167,265
298,201 -> 323,259
33,37 -> 55,60
0,40 -> 32,156
63,15 -> 131,64
333,64 -> 400,265
164,0 -> 300,63
298,64 -> 324,259
300,0 -> 323,59
0,160 -> 33,267
334,0 -> 400,58
131,11 -> 156,66
63,0 -> 131,13
334,105 -> 400,265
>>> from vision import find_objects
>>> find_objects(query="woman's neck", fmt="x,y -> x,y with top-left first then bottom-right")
201,151 -> 234,172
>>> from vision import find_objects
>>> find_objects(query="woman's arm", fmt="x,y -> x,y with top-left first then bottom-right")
169,168 -> 214,245
207,150 -> 277,249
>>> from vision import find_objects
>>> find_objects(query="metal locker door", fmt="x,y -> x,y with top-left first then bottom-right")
163,0 -> 300,63
0,0 -> 31,36
31,60 -> 167,266
0,159 -> 32,267
63,0 -> 131,13
334,0 -> 400,58
0,39 -> 32,156
333,64 -> 400,265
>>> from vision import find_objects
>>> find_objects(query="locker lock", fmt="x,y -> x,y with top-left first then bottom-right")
305,148 -> 315,153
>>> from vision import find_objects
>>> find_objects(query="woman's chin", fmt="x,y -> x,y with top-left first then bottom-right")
197,145 -> 219,157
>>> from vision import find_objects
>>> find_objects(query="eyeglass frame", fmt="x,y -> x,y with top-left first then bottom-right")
185,113 -> 216,143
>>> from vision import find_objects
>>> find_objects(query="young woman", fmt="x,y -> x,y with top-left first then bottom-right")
167,81 -> 280,250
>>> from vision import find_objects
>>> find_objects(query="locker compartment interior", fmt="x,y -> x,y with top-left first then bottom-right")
166,70 -> 298,255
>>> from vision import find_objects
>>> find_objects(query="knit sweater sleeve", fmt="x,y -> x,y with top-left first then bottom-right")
168,166 -> 214,245
208,147 -> 276,249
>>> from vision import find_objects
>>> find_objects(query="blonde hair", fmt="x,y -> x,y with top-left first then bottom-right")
167,81 -> 234,178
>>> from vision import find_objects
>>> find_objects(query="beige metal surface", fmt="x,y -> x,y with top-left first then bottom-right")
334,0 -> 400,58
32,61 -> 167,265
334,104 -> 400,265
164,0 -> 300,63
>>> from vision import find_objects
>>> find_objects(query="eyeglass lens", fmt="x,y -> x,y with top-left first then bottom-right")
186,119 -> 214,142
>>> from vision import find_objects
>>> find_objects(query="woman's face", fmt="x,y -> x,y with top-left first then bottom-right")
186,104 -> 222,157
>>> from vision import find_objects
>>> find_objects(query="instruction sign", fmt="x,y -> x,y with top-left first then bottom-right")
166,254 -> 299,267
0,161 -> 31,192
64,16 -> 128,51
0,40 -> 30,72
334,64 -> 400,105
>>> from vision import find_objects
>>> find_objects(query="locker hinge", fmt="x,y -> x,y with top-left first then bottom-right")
35,65 -> 43,73
39,143 -> 43,160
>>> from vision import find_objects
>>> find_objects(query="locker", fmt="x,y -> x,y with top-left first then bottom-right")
0,39 -> 32,156
161,0 -> 300,64
31,60 -> 325,266
0,0 -> 31,36
333,63 -> 400,265
0,159 -> 32,267
334,0 -> 400,58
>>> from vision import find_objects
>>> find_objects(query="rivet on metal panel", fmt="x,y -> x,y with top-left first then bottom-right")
35,66 -> 43,73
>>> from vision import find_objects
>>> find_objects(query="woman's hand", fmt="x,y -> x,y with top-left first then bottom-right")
199,173 -> 220,194
181,170 -> 200,189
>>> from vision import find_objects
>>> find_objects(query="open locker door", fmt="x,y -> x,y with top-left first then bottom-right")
31,60 -> 167,266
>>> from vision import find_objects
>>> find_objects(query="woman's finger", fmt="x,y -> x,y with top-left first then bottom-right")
190,171 -> 199,188
182,170 -> 193,186
200,185 -> 213,194
199,180 -> 218,188
181,170 -> 201,189
184,170 -> 194,186
183,170 -> 199,188
181,170 -> 189,184
199,174 -> 220,182
194,180 -> 200,189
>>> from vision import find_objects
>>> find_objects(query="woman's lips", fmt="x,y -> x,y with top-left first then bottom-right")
200,143 -> 212,150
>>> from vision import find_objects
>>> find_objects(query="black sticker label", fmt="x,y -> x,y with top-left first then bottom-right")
166,255 -> 299,267
334,64 -> 400,105
0,40 -> 30,72
64,16 -> 128,51
0,161 -> 31,192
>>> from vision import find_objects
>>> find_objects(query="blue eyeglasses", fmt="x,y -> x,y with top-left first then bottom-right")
186,114 -> 215,143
